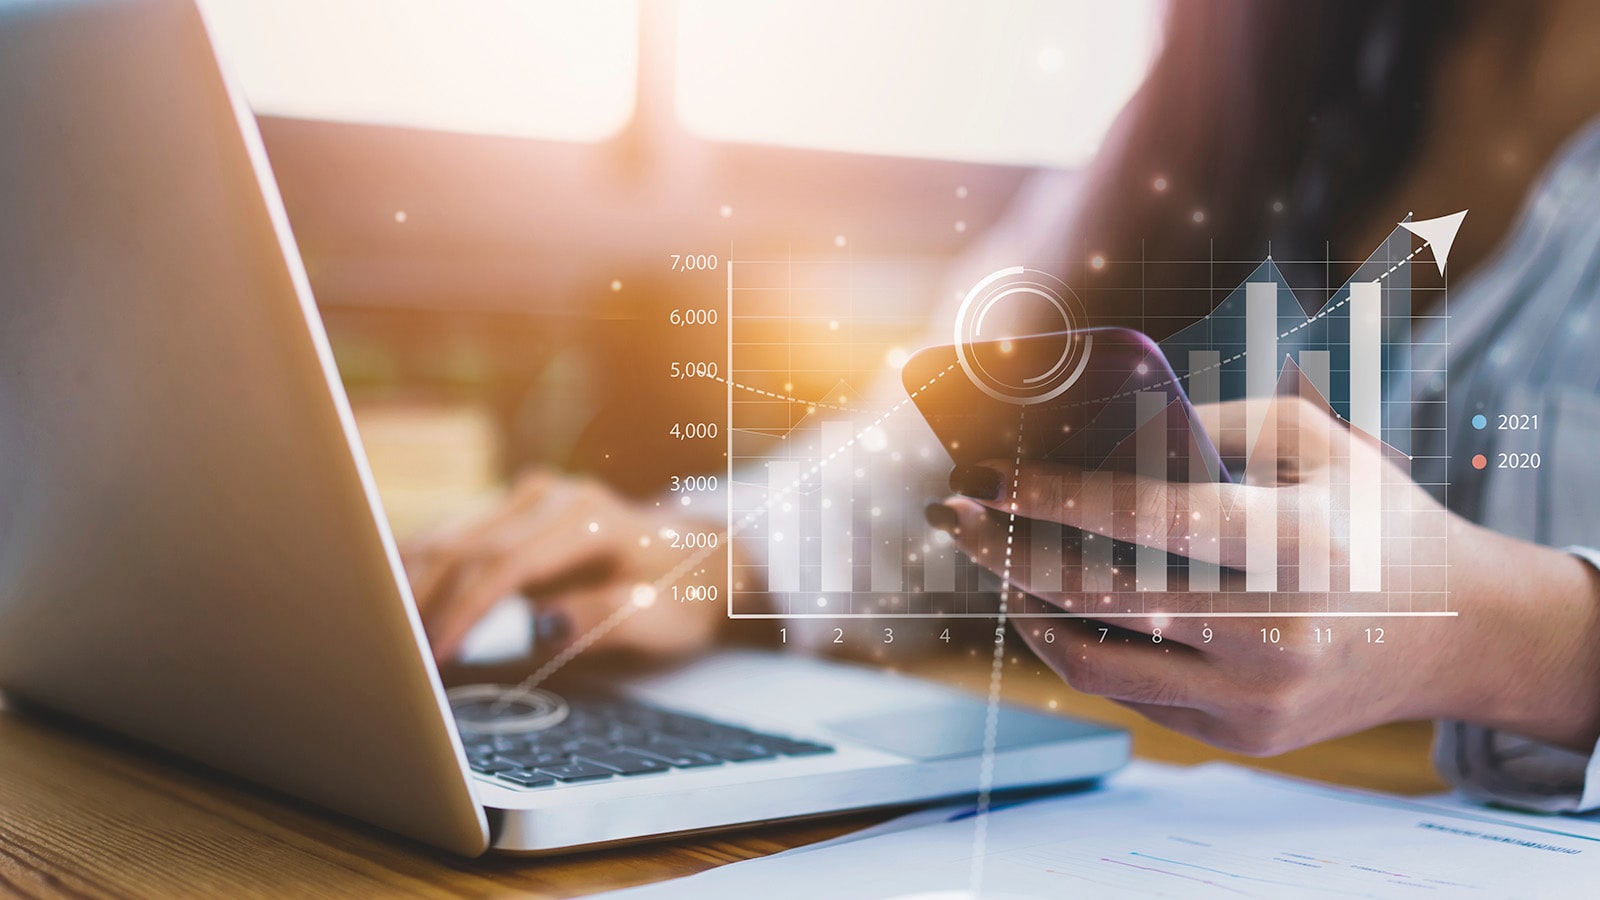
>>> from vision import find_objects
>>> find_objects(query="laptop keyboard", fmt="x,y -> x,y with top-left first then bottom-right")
459,696 -> 834,790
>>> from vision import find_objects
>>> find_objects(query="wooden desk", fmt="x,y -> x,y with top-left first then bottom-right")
0,656 -> 1444,899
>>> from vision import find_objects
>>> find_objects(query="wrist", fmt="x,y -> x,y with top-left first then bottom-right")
1441,528 -> 1600,753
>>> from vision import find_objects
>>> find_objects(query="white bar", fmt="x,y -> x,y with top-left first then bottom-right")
1245,283 -> 1279,443
1350,281 -> 1383,438
924,480 -> 955,592
1028,476 -> 1062,593
1187,350 -> 1220,591
1135,391 -> 1167,591
1297,351 -> 1331,592
1245,283 -> 1279,592
1081,518 -> 1113,594
870,457 -> 903,591
767,460 -> 801,593
1298,350 -> 1330,401
820,421 -> 853,592
1349,443 -> 1383,592
1350,281 -> 1382,592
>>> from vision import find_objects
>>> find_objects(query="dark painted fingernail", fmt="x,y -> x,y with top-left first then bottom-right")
534,609 -> 572,645
924,502 -> 959,532
950,464 -> 1002,501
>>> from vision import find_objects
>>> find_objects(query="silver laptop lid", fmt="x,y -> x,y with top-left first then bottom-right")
0,0 -> 488,855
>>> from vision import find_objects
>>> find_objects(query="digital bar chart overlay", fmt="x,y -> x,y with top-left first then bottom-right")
723,214 -> 1463,619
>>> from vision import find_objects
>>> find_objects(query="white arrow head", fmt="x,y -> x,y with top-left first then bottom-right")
1399,210 -> 1467,275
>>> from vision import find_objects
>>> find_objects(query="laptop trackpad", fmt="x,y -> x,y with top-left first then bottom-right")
825,701 -> 1101,761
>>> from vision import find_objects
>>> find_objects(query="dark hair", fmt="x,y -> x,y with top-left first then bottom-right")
1071,0 -> 1481,332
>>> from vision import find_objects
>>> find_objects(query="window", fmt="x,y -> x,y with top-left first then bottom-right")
197,0 -> 639,142
675,0 -> 1162,167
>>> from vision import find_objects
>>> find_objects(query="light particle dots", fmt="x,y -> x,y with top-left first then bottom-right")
1192,210 -> 1206,224
1152,176 -> 1169,192
828,319 -> 840,331
587,521 -> 600,533
885,346 -> 910,369
954,220 -> 967,233
1090,254 -> 1106,270
1471,414 -> 1487,430
610,279 -> 623,292
834,234 -> 847,248
955,185 -> 968,199
393,210 -> 408,223
630,584 -> 657,608
719,204 -> 733,218
1472,454 -> 1488,470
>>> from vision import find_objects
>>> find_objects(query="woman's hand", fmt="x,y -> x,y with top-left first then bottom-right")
403,470 -> 726,664
935,396 -> 1600,755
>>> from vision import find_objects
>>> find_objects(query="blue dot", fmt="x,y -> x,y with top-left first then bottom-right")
1471,414 -> 1487,430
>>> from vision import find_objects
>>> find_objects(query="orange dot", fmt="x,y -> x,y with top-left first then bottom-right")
1471,454 -> 1487,470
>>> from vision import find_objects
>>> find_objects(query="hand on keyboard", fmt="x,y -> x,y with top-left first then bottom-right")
404,470 -> 732,663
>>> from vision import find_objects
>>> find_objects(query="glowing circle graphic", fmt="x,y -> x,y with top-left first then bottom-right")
952,266 -> 1092,405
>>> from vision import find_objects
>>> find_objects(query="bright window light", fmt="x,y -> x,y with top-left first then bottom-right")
197,0 -> 639,142
675,0 -> 1162,167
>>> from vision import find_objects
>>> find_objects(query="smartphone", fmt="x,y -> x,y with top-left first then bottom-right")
903,327 -> 1232,596
902,327 -> 1230,484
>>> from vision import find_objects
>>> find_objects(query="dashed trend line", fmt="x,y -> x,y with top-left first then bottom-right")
968,405 -> 1025,895
733,363 -> 955,528
1067,240 -> 1430,411
1279,241 -> 1428,338
713,375 -> 853,412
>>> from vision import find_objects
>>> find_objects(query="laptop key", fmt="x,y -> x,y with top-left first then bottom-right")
471,759 -> 519,774
766,739 -> 834,757
626,746 -> 724,768
498,751 -> 570,769
496,770 -> 557,788
576,751 -> 672,776
697,739 -> 777,759
534,761 -> 618,782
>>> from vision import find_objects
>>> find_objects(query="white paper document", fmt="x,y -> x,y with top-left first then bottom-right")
601,762 -> 1600,899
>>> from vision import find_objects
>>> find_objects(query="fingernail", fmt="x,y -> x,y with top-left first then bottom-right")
924,502 -> 959,533
950,464 -> 1002,501
534,609 -> 572,645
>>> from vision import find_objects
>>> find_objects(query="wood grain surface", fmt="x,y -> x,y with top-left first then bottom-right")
0,654 -> 1444,899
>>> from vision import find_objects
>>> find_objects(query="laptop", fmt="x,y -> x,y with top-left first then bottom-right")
0,0 -> 1127,856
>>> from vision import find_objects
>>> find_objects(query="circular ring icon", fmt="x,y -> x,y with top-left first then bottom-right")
447,683 -> 570,735
953,267 -> 1092,405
